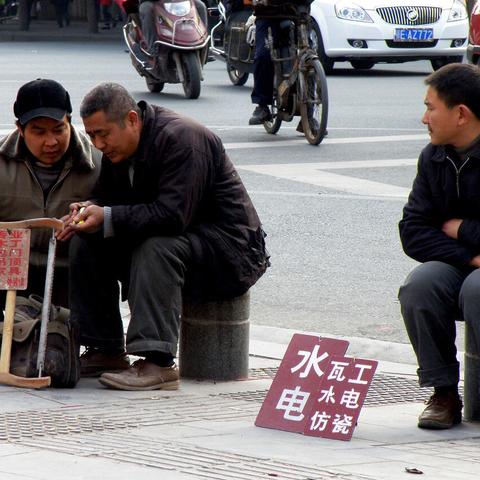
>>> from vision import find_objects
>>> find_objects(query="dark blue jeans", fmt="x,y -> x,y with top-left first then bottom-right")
251,18 -> 280,106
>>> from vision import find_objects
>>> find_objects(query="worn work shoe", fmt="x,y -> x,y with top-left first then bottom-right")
80,348 -> 131,377
418,392 -> 463,429
248,105 -> 271,125
98,360 -> 180,391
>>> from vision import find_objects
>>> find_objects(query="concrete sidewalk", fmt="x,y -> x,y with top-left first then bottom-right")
0,321 -> 478,480
0,19 -> 123,42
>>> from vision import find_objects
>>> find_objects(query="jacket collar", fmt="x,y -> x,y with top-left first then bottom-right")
430,142 -> 480,163
0,125 -> 97,171
134,101 -> 155,164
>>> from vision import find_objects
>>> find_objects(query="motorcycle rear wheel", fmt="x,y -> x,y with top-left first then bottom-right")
146,78 -> 165,93
227,63 -> 249,86
182,52 -> 202,99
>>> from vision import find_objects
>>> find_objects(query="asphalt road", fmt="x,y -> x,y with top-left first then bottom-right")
0,42 -> 456,347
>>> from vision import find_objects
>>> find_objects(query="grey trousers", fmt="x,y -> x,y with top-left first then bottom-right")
69,234 -> 192,357
399,261 -> 480,388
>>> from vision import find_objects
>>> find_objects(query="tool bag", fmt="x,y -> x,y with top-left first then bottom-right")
0,295 -> 80,388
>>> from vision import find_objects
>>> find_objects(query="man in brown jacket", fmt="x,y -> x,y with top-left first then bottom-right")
63,82 -> 269,390
0,79 -> 100,307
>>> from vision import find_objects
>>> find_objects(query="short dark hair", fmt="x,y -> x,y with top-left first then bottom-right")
80,83 -> 141,125
425,63 -> 480,119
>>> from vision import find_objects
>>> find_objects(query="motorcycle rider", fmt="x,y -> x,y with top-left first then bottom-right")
139,0 -> 208,53
248,0 -> 319,134
248,1 -> 282,125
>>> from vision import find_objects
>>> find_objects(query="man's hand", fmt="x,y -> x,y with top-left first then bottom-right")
469,255 -> 480,268
442,218 -> 463,239
68,204 -> 105,233
57,201 -> 96,241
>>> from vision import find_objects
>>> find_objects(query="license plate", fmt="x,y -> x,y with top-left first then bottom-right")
394,28 -> 434,42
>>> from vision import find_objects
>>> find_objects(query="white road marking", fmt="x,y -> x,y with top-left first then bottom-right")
249,190 -> 408,202
238,158 -> 418,198
223,133 -> 428,150
0,125 -> 418,199
0,128 -> 428,150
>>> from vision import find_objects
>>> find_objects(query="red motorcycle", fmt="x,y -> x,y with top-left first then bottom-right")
123,0 -> 210,99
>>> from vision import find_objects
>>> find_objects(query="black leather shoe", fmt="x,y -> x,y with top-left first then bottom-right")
418,392 -> 462,429
80,348 -> 130,377
249,105 -> 271,125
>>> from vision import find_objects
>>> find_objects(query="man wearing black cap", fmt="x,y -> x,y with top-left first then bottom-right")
0,78 -> 100,306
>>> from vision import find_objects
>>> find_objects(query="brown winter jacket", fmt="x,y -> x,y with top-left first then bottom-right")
92,101 -> 269,301
0,126 -> 101,270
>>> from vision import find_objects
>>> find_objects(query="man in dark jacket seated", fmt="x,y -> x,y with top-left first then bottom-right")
60,82 -> 269,390
399,63 -> 480,430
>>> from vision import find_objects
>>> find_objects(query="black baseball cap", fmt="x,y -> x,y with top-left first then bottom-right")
14,78 -> 72,126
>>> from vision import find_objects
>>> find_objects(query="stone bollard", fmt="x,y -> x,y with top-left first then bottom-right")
464,324 -> 480,421
179,291 -> 250,380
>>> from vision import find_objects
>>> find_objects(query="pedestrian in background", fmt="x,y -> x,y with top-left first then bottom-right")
99,0 -> 112,29
52,0 -> 70,27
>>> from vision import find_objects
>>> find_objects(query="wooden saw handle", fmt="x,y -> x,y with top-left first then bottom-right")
0,218 -> 63,231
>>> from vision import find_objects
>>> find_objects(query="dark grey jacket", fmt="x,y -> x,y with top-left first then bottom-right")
93,101 -> 269,300
399,142 -> 480,268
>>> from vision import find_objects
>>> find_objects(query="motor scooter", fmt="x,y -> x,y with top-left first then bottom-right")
209,1 -> 254,86
123,0 -> 210,99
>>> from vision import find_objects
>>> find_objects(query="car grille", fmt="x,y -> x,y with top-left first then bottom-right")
376,6 -> 442,26
386,40 -> 438,48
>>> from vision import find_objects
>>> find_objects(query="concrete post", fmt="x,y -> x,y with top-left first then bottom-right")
464,325 -> 480,421
179,291 -> 250,380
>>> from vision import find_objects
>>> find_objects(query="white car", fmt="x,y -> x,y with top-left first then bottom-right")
309,0 -> 469,72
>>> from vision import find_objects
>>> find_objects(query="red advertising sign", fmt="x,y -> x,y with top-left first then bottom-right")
0,229 -> 30,290
255,334 -> 378,441
255,334 -> 349,432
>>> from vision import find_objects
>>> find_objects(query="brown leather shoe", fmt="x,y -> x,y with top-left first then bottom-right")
80,349 -> 130,377
98,360 -> 179,391
418,392 -> 462,429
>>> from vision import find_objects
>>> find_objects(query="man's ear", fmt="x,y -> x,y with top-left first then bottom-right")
457,104 -> 473,126
16,121 -> 24,137
126,110 -> 140,127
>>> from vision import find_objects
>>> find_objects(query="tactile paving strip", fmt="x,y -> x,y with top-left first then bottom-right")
382,438 -> 480,463
241,371 -> 464,406
15,431 -> 376,480
0,373 -> 461,442
0,395 -> 259,442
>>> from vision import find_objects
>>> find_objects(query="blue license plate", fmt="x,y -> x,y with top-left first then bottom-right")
394,28 -> 434,42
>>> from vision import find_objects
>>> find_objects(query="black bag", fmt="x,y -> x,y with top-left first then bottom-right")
0,295 -> 80,388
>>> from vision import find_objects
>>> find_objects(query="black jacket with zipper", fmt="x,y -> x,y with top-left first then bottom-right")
92,101 -> 269,301
399,142 -> 480,268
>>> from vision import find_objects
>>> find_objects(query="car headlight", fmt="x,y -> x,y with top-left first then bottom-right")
335,2 -> 373,23
448,0 -> 467,22
164,1 -> 191,16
